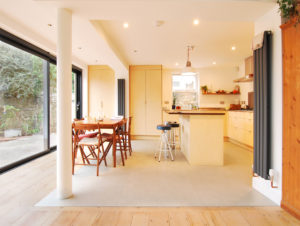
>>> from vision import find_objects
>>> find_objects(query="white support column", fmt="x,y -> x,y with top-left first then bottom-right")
56,8 -> 72,199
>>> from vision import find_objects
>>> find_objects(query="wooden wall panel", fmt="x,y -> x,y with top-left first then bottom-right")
130,68 -> 146,135
146,69 -> 162,135
129,65 -> 162,136
88,65 -> 115,118
281,20 -> 300,220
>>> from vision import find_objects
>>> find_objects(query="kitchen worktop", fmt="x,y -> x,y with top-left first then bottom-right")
227,109 -> 253,112
165,108 -> 226,115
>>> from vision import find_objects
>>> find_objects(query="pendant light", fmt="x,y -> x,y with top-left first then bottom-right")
182,45 -> 196,76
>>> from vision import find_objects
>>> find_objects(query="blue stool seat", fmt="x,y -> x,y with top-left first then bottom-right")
167,122 -> 180,128
157,124 -> 171,130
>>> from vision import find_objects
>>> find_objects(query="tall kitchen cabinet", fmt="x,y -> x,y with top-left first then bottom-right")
129,65 -> 162,136
281,20 -> 300,219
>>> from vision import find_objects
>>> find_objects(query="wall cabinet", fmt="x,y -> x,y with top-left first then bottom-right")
130,65 -> 162,136
227,111 -> 253,147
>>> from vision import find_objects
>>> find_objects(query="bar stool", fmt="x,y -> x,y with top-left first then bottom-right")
167,122 -> 180,153
155,124 -> 174,162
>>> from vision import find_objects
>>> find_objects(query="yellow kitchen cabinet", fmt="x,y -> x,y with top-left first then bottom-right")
130,65 -> 162,136
227,111 -> 253,148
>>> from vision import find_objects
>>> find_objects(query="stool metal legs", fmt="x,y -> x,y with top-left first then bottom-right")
168,127 -> 179,156
155,130 -> 174,162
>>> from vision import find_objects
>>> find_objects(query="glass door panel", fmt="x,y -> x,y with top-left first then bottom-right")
0,40 -> 44,168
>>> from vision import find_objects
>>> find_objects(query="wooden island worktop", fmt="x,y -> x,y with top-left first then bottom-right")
166,108 -> 225,166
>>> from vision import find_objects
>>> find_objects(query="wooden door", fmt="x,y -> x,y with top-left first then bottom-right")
88,66 -> 115,118
145,69 -> 162,135
130,68 -> 146,135
281,20 -> 300,219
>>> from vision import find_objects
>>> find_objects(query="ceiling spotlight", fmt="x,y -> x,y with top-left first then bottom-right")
175,62 -> 179,66
133,50 -> 138,53
123,22 -> 129,28
154,20 -> 164,27
213,62 -> 216,65
231,46 -> 236,51
193,19 -> 199,25
47,24 -> 53,27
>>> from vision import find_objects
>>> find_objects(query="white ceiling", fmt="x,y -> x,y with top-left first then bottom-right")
0,0 -> 277,71
98,20 -> 254,68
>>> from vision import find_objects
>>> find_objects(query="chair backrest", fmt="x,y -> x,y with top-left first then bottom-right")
73,122 -> 98,132
73,122 -> 98,142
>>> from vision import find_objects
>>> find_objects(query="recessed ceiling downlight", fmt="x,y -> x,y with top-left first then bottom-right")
231,46 -> 236,51
193,19 -> 199,25
123,22 -> 129,28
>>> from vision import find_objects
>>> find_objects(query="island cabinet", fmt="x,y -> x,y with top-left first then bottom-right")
167,110 -> 225,166
129,65 -> 162,136
227,111 -> 253,148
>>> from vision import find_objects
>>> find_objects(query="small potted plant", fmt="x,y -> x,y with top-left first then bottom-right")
201,85 -> 208,94
277,0 -> 300,24
172,93 -> 176,109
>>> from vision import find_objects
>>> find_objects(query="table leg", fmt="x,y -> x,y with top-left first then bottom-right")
113,128 -> 116,167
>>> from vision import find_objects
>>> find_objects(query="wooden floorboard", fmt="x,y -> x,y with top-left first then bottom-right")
0,152 -> 299,226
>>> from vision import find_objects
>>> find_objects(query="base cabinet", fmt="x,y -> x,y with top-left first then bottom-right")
227,111 -> 253,147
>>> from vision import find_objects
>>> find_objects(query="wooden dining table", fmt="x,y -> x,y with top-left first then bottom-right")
74,118 -> 124,168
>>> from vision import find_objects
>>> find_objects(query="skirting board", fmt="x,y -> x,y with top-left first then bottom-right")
281,200 -> 300,220
227,138 -> 253,152
132,135 -> 160,140
252,176 -> 281,205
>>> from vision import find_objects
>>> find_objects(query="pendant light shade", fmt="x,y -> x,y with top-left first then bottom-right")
182,45 -> 196,75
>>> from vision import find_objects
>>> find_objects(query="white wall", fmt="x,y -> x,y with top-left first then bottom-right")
252,5 -> 282,205
237,61 -> 254,105
198,66 -> 240,108
163,66 -> 239,110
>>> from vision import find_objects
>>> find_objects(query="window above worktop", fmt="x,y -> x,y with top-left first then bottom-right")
172,74 -> 199,92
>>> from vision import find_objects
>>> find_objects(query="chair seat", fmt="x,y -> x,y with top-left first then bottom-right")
79,137 -> 99,146
167,122 -> 180,128
157,124 -> 171,130
78,131 -> 98,141
102,133 -> 114,140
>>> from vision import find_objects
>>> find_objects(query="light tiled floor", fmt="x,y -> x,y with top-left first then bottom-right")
37,140 -> 275,207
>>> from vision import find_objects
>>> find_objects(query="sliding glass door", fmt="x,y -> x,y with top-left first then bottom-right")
0,40 -> 45,168
49,65 -> 82,147
0,29 -> 82,172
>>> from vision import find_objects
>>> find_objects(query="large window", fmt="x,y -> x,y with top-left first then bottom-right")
0,40 -> 44,168
0,29 -> 82,172
172,74 -> 199,109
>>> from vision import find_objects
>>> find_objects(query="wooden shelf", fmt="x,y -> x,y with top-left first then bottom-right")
202,93 -> 240,95
234,77 -> 254,83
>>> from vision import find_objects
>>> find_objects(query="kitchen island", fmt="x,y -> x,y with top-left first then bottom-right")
167,109 -> 225,166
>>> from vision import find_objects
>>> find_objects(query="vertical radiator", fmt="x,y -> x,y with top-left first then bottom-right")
118,79 -> 125,116
253,31 -> 272,180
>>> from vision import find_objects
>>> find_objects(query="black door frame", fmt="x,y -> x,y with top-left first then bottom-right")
0,28 -> 83,173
